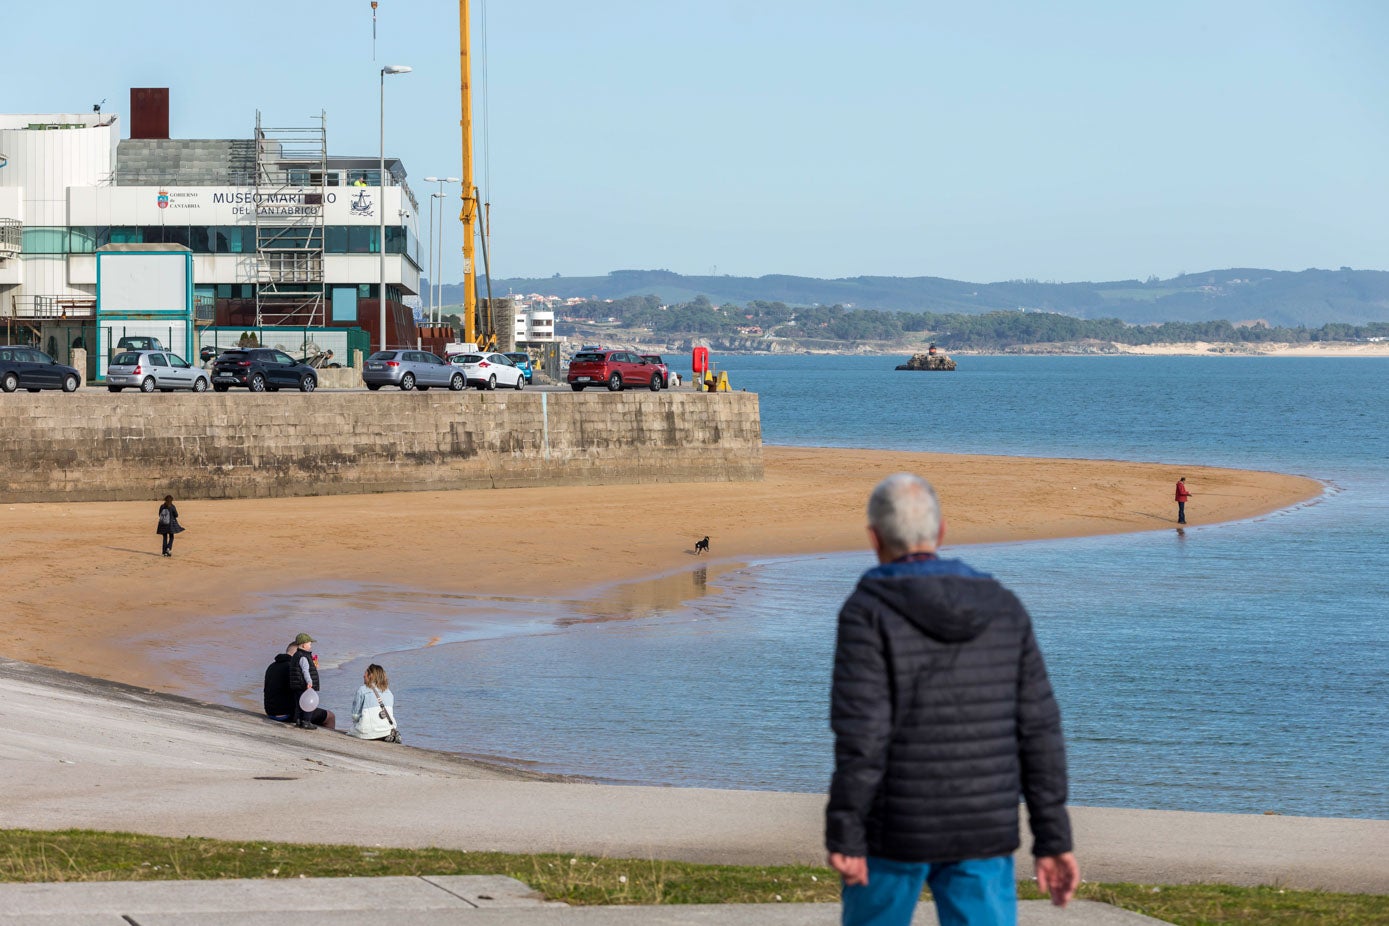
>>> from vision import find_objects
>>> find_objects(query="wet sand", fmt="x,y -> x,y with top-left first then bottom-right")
0,446 -> 1321,691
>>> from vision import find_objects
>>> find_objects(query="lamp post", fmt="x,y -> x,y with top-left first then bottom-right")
423,176 -> 459,327
378,64 -> 412,352
431,193 -> 445,326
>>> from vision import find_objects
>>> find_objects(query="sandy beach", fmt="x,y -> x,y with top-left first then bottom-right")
1,446 -> 1321,693
1111,340 -> 1389,357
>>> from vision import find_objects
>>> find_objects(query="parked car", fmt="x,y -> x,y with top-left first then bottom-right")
199,345 -> 225,363
448,352 -> 525,390
0,346 -> 82,393
362,350 -> 464,391
640,354 -> 670,385
211,348 -> 319,392
106,351 -> 211,393
567,349 -> 664,391
116,336 -> 165,353
503,351 -> 535,384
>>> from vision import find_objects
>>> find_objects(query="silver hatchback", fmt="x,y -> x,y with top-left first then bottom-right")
362,350 -> 466,391
106,351 -> 211,393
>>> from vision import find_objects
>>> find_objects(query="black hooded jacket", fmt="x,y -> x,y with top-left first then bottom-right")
826,560 -> 1072,863
263,653 -> 296,717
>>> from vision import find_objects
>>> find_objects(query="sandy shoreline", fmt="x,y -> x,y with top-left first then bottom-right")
1110,340 -> 1389,357
1,446 -> 1322,694
758,341 -> 1389,358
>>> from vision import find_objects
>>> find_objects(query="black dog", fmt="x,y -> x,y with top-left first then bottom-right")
694,536 -> 710,555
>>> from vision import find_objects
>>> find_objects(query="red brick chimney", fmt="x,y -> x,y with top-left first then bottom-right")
130,88 -> 170,139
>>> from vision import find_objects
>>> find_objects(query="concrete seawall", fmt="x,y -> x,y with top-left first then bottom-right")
0,391 -> 763,502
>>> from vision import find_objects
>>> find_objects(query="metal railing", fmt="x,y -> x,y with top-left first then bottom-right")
0,218 -> 19,256
4,294 -> 97,319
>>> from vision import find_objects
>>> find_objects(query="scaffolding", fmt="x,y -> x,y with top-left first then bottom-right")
253,112 -> 327,328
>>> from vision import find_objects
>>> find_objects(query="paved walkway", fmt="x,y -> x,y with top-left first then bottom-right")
3,658 -> 1387,895
0,876 -> 1167,925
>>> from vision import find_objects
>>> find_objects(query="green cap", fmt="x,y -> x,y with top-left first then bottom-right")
293,633 -> 316,645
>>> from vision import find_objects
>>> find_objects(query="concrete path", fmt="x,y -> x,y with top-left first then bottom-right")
0,877 -> 1166,925
3,658 -> 1386,895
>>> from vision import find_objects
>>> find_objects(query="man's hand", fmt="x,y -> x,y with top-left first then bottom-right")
827,852 -> 868,886
1035,852 -> 1080,906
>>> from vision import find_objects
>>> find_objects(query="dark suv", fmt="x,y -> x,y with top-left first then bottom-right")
211,348 -> 318,392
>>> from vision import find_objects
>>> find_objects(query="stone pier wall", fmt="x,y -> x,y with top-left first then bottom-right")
0,391 -> 763,502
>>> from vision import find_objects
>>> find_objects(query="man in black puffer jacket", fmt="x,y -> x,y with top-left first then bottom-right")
827,473 -> 1079,926
262,646 -> 297,722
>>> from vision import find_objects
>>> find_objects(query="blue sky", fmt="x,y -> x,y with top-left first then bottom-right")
8,0 -> 1389,283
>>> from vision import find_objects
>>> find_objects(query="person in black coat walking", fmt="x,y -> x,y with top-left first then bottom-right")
156,495 -> 184,557
826,473 -> 1079,926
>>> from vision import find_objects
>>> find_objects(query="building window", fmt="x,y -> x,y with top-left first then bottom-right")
68,227 -> 98,253
332,286 -> 358,322
347,226 -> 376,253
20,227 -> 67,254
385,226 -> 406,254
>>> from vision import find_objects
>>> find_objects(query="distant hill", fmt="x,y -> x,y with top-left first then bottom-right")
428,267 -> 1389,327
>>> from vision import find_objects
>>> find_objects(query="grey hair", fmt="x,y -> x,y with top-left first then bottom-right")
867,473 -> 941,554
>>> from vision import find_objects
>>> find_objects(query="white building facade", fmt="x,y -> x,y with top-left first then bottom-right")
512,305 -> 557,343
0,96 -> 423,366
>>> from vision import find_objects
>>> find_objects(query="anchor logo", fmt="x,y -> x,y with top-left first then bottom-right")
349,190 -> 374,217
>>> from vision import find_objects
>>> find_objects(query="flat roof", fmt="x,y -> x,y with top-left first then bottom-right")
0,114 -> 116,130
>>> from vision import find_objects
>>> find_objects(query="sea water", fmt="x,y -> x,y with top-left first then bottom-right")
208,356 -> 1387,818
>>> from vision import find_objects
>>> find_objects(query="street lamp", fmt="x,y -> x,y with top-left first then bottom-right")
379,64 -> 412,352
423,176 -> 459,326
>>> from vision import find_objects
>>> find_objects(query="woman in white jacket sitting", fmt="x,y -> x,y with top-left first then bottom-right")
349,664 -> 398,741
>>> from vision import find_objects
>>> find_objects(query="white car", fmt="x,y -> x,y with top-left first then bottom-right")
448,352 -> 525,390
106,351 -> 211,393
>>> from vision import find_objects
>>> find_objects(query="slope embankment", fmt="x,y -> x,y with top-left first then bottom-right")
3,658 -> 1385,893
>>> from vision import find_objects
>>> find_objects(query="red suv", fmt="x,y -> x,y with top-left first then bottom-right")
640,354 -> 670,385
567,350 -> 665,392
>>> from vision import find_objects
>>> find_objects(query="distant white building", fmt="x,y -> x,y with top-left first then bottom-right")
513,305 -> 556,343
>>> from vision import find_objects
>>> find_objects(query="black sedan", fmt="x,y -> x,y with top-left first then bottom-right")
0,346 -> 82,393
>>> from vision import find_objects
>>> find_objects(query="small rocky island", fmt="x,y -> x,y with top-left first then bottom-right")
896,345 -> 956,371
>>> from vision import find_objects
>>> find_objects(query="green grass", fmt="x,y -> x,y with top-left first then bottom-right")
1,830 -> 1385,924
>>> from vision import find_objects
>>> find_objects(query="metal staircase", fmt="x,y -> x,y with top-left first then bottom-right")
253,112 -> 327,328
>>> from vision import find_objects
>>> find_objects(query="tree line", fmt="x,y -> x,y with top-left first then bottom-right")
557,295 -> 1389,349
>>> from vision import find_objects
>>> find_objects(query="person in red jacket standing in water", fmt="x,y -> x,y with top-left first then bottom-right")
1175,477 -> 1192,524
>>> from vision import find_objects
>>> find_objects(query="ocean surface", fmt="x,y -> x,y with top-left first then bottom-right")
200,356 -> 1386,819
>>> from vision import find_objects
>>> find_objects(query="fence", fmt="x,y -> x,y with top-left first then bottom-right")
198,326 -> 370,367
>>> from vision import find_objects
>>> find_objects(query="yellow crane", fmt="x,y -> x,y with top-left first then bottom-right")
458,0 -> 495,349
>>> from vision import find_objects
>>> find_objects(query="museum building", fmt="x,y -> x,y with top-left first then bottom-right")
0,88 -> 422,374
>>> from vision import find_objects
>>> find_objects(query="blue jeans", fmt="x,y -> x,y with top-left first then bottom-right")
842,855 -> 1016,926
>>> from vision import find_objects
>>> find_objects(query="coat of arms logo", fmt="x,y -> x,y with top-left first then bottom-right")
350,190 -> 374,217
